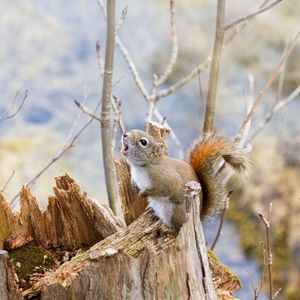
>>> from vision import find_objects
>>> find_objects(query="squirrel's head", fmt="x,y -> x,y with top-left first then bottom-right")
121,130 -> 164,166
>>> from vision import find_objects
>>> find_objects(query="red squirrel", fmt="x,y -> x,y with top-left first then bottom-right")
121,130 -> 249,232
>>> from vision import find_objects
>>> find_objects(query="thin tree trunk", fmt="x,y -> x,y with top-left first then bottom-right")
203,0 -> 226,135
101,0 -> 119,214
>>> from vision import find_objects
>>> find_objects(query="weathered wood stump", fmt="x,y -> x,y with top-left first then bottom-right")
0,174 -> 241,299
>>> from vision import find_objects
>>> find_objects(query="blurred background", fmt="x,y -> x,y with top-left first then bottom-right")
0,0 -> 299,299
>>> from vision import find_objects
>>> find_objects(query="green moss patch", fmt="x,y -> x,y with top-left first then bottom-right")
9,245 -> 57,288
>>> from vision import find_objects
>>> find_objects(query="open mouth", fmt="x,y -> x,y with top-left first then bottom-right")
121,142 -> 129,155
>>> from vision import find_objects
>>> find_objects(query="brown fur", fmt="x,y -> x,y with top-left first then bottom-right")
189,133 -> 250,219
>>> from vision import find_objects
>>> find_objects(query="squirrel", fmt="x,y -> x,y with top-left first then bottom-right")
121,129 -> 249,232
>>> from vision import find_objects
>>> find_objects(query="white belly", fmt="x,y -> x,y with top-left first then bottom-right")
148,197 -> 174,227
130,165 -> 151,190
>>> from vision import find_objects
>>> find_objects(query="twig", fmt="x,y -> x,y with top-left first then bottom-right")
156,57 -> 212,101
240,74 -> 255,147
111,96 -> 125,152
154,0 -> 178,86
224,0 -> 284,31
203,0 -> 226,135
272,288 -> 282,299
276,41 -> 288,103
196,63 -> 205,108
210,194 -> 230,250
0,169 -> 15,193
116,6 -> 128,32
0,90 -> 28,122
248,86 -> 300,142
224,0 -> 272,45
117,36 -> 150,100
237,32 -> 300,141
247,242 -> 266,300
258,202 -> 273,300
112,96 -> 125,134
100,0 -> 119,214
74,100 -> 102,123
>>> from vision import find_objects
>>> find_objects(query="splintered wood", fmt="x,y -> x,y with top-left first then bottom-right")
22,181 -> 217,299
0,173 -> 240,300
0,174 -> 124,251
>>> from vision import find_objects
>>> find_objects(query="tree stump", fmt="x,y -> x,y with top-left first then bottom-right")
0,174 -> 241,299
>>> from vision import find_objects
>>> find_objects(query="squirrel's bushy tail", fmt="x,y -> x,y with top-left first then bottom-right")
188,133 -> 250,220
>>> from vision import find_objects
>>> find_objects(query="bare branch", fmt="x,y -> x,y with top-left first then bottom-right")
237,32 -> 300,141
116,6 -> 128,32
203,0 -> 226,135
276,41 -> 288,103
154,0 -> 178,86
224,0 -> 272,45
100,0 -> 119,215
0,90 -> 28,122
112,96 -> 125,134
111,96 -> 125,152
224,0 -> 284,31
156,58 -> 212,101
248,86 -> 300,142
272,288 -> 282,299
247,241 -> 266,300
116,37 -> 150,101
0,169 -> 15,193
74,100 -> 102,123
210,194 -> 230,250
258,202 -> 274,300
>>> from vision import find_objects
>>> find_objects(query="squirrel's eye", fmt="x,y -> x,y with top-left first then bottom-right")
139,138 -> 148,147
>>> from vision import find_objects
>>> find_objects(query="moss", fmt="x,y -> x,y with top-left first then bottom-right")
208,250 -> 242,291
9,245 -> 56,286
